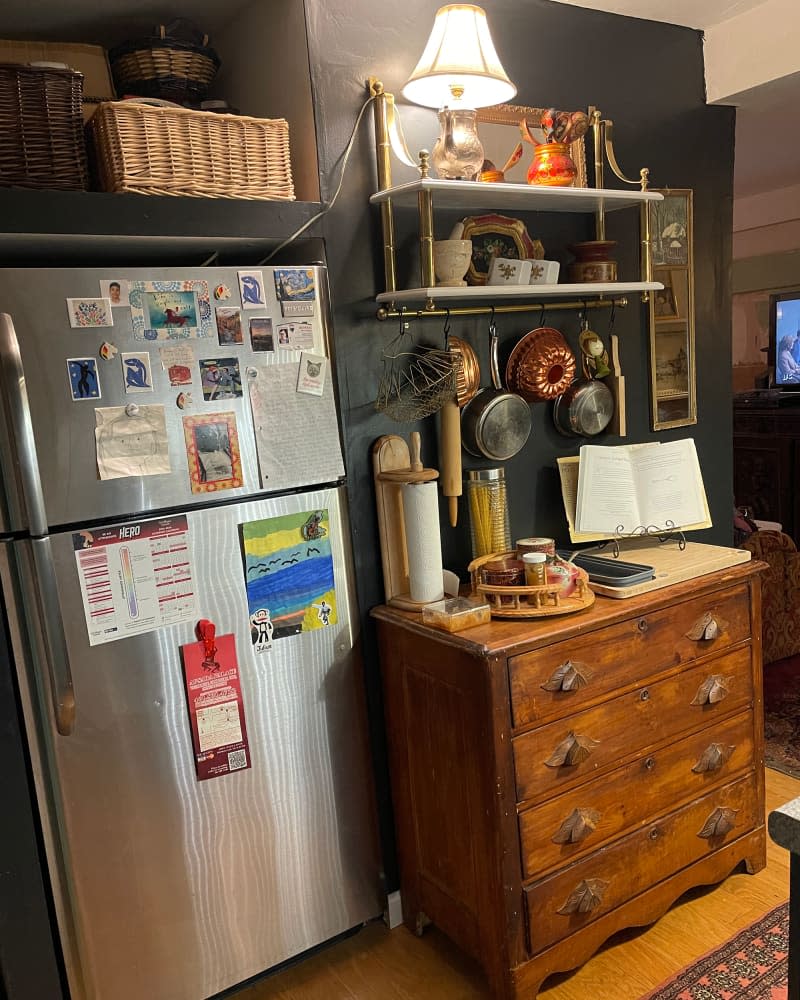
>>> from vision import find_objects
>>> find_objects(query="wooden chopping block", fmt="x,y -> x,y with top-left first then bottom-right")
605,334 -> 626,437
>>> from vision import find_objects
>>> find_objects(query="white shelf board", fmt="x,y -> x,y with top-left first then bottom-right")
369,179 -> 663,213
375,281 -> 663,305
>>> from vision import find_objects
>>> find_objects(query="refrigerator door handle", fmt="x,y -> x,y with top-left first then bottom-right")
0,313 -> 48,536
29,537 -> 75,736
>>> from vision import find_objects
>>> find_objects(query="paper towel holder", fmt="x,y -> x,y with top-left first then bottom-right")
372,431 -> 440,610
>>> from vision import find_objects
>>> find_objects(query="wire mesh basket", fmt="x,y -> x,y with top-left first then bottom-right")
375,326 -> 458,422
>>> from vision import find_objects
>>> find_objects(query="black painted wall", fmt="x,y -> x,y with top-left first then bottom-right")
304,0 -> 735,887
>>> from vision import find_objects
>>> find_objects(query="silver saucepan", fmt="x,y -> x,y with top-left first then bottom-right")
461,320 -> 532,460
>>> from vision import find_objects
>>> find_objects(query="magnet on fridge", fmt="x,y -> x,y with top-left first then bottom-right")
176,391 -> 193,409
66,358 -> 101,400
196,619 -> 219,670
99,341 -> 118,361
250,609 -> 273,654
122,352 -> 153,393
238,271 -> 266,309
213,284 -> 232,301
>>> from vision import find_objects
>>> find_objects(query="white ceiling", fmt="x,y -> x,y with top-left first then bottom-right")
550,0 -> 799,199
546,0 -> 765,29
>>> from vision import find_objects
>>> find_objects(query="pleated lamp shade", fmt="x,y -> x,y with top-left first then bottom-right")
402,4 -> 516,109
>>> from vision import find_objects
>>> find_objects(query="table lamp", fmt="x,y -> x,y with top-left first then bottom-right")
402,4 -> 516,180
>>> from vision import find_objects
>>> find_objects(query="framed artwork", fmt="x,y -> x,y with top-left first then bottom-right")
647,189 -> 696,430
475,104 -> 588,188
182,412 -> 243,493
129,280 -> 213,341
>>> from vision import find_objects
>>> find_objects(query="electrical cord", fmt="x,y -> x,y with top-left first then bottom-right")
260,92 -> 377,264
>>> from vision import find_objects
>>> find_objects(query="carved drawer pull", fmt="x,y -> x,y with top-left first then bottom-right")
692,743 -> 735,773
697,806 -> 738,839
544,731 -> 600,768
551,807 -> 601,845
557,878 -> 609,916
691,674 -> 732,706
541,660 -> 592,693
686,612 -> 727,642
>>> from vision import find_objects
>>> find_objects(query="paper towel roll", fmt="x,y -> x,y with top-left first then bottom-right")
402,481 -> 444,604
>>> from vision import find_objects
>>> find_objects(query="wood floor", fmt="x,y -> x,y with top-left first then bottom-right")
238,768 -> 797,1000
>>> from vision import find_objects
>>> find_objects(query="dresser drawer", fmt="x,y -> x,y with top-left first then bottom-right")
524,772 -> 759,954
509,583 -> 751,730
518,711 -> 754,879
513,646 -> 754,804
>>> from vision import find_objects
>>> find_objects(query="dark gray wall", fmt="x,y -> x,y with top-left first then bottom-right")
304,0 -> 735,886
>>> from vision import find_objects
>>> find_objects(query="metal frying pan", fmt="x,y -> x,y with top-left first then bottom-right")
461,319 -> 532,460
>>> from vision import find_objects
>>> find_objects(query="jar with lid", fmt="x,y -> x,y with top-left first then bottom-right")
466,467 -> 510,560
522,551 -> 547,586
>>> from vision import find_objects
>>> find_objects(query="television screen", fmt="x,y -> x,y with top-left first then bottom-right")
771,291 -> 800,387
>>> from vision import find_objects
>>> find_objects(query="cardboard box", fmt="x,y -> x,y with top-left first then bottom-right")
0,40 -> 115,121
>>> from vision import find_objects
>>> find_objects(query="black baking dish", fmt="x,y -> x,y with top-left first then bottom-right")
556,551 -> 655,587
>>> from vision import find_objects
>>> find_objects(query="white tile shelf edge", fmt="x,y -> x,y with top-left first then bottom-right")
369,179 -> 664,212
376,281 -> 664,305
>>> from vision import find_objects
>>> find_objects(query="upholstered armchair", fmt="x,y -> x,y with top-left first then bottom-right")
740,530 -> 800,664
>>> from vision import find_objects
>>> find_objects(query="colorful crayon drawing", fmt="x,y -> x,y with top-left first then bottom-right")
242,509 -> 336,640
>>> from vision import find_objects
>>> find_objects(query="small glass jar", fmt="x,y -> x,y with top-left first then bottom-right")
522,551 -> 547,585
466,467 -> 510,560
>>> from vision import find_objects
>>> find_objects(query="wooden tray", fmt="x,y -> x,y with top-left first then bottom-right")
468,551 -> 595,619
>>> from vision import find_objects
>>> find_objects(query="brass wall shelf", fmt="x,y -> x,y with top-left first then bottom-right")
368,80 -> 660,314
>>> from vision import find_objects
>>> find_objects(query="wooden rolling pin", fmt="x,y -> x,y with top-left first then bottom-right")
440,398 -> 462,527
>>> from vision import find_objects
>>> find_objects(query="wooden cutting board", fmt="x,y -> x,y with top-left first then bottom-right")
585,540 -> 751,599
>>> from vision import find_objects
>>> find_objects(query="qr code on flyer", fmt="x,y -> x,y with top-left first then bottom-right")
228,749 -> 248,771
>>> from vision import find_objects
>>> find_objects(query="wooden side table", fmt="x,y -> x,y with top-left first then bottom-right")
768,798 -> 800,1000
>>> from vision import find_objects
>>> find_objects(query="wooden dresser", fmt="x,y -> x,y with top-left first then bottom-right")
373,562 -> 766,998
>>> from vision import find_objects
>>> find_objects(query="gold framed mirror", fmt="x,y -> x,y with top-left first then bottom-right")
647,188 -> 697,430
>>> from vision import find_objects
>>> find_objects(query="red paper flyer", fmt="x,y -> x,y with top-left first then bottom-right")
180,632 -> 251,781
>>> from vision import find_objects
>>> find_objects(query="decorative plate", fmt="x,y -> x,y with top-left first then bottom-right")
461,214 -> 544,286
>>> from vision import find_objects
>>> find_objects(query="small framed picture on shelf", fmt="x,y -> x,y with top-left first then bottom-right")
654,278 -> 679,319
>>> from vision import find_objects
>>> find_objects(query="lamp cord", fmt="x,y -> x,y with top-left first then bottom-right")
261,93 -> 377,264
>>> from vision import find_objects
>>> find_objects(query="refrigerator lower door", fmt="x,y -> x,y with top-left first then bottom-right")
14,487 -> 380,1000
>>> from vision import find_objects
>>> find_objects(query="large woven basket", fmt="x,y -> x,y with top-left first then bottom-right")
0,62 -> 88,190
91,101 -> 295,200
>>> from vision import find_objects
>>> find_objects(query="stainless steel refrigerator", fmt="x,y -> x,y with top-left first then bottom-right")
0,266 -> 381,1000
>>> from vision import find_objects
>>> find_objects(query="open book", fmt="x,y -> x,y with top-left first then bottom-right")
558,439 -> 711,541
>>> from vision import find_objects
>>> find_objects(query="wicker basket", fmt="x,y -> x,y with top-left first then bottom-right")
109,25 -> 220,104
0,62 -> 88,191
91,101 -> 295,200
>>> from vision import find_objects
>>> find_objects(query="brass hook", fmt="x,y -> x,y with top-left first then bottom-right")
608,299 -> 617,335
488,305 -> 497,338
538,302 -> 546,328
442,307 -> 451,348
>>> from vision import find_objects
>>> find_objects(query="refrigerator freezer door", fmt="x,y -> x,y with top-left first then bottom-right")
16,487 -> 380,1000
0,266 -> 344,532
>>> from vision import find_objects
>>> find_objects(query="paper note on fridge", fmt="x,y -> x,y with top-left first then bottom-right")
248,364 -> 344,492
95,404 -> 171,480
574,439 -> 711,536
73,515 -> 197,646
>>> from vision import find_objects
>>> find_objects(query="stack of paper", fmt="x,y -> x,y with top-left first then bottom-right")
558,439 -> 711,543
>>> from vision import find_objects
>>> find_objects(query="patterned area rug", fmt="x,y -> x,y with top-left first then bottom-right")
764,655 -> 800,779
640,902 -> 789,999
